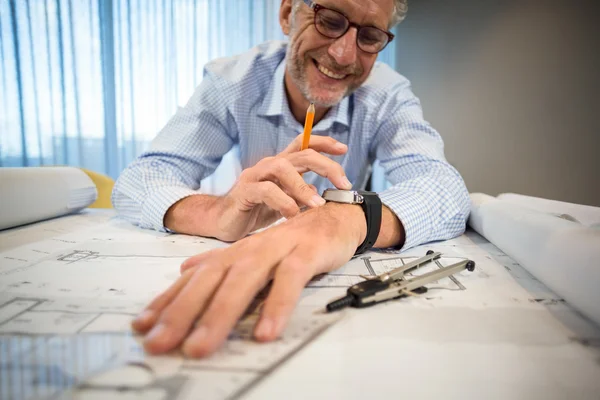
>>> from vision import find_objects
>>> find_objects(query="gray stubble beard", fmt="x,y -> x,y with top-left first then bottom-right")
284,40 -> 352,108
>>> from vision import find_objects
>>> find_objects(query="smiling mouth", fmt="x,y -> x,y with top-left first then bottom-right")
313,60 -> 347,80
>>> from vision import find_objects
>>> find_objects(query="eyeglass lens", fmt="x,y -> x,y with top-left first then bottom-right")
315,8 -> 389,53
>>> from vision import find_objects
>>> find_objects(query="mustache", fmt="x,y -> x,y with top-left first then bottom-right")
307,51 -> 361,76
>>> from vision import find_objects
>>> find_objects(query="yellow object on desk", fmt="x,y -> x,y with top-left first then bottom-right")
80,168 -> 115,208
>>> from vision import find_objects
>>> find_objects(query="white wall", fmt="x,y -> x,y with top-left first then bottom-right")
395,0 -> 600,206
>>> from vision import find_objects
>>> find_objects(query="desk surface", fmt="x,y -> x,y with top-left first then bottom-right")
1,210 -> 599,399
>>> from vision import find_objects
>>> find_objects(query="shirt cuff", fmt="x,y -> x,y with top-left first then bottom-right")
378,189 -> 431,251
140,186 -> 200,232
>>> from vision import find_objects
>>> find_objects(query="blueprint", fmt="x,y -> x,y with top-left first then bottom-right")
0,213 -> 341,400
1,210 -> 599,399
0,167 -> 98,231
470,193 -> 600,327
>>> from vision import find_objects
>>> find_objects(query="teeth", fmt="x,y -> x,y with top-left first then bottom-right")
317,63 -> 345,80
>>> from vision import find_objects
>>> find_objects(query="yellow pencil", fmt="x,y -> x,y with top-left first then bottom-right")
301,103 -> 315,151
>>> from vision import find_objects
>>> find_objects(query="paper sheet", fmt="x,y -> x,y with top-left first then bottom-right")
1,212 -> 599,399
497,192 -> 600,227
0,217 -> 344,399
469,193 -> 600,326
0,167 -> 97,230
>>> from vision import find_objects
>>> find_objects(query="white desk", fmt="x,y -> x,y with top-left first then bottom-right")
1,210 -> 599,399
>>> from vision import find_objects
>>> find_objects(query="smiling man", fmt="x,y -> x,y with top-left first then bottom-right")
112,0 -> 470,358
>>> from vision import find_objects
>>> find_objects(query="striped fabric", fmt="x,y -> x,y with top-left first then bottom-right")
112,41 -> 470,250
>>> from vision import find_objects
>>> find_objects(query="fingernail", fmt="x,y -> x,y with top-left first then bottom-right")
182,326 -> 208,355
334,142 -> 347,151
133,310 -> 155,327
342,177 -> 352,189
255,318 -> 273,339
146,323 -> 169,343
310,194 -> 326,207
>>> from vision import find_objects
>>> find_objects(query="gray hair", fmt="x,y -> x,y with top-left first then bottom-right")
292,1 -> 408,28
391,0 -> 408,26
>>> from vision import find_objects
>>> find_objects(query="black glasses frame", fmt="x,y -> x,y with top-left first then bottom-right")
302,0 -> 395,54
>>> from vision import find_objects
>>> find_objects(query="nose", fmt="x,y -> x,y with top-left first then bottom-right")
327,27 -> 358,67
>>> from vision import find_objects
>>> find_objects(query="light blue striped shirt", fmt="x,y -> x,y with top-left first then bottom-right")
112,41 -> 470,250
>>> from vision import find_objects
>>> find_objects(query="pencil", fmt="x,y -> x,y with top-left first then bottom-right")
301,103 -> 315,151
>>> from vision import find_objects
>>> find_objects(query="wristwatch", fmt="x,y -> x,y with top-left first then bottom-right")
322,189 -> 382,255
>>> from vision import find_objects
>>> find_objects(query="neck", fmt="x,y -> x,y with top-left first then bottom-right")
284,71 -> 329,125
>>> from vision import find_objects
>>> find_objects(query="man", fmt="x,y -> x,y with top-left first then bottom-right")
113,0 -> 470,358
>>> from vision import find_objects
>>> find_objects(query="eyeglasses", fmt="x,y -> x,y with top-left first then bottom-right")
302,0 -> 395,54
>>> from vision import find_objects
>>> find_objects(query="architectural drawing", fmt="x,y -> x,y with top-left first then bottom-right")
2,213 -> 598,399
0,218 -> 343,400
0,292 -> 339,400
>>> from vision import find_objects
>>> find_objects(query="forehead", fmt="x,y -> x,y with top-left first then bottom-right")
315,0 -> 394,29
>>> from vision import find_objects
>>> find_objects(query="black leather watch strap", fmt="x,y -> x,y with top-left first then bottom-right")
354,191 -> 382,255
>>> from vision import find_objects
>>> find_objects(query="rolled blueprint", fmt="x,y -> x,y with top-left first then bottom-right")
469,193 -> 600,327
0,167 -> 97,230
497,193 -> 600,228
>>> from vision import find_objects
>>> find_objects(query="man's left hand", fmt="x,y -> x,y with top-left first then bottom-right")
132,202 -> 366,358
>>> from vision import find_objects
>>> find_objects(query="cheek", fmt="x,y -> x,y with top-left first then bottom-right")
356,57 -> 377,82
357,70 -> 370,84
291,26 -> 317,57
294,28 -> 332,62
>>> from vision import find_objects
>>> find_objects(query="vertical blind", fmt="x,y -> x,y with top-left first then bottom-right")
1,0 -> 396,191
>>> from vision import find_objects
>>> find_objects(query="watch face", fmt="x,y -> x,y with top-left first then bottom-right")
322,189 -> 363,204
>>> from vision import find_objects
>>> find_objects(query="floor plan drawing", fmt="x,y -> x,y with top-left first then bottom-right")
0,292 -> 340,400
0,217 -> 344,400
2,212 -> 599,400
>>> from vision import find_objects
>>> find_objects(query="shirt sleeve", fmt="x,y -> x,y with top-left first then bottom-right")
111,71 -> 237,232
371,81 -> 470,251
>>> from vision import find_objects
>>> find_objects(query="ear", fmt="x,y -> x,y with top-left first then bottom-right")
279,0 -> 293,36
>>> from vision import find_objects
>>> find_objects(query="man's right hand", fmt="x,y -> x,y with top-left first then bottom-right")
163,134 -> 352,241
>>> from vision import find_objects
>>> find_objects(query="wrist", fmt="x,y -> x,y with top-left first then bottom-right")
164,194 -> 222,237
321,202 -> 405,250
321,189 -> 382,254
323,202 -> 367,248
377,205 -> 405,249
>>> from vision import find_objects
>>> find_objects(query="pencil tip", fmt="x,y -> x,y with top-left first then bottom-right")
308,103 -> 315,112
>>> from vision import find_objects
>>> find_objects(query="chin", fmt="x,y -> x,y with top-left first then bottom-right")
307,88 -> 347,108
311,97 -> 343,108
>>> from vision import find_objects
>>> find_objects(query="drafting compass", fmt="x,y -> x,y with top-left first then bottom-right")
326,251 -> 475,312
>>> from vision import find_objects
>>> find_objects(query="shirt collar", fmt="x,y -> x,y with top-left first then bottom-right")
257,58 -> 350,130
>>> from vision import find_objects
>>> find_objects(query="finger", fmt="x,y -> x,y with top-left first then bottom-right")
255,158 -> 325,209
254,252 -> 315,342
286,149 -> 352,189
237,156 -> 273,183
291,185 -> 318,207
143,259 -> 230,354
245,181 -> 301,219
281,134 -> 347,156
180,248 -> 226,274
131,268 -> 196,333
181,252 -> 278,358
